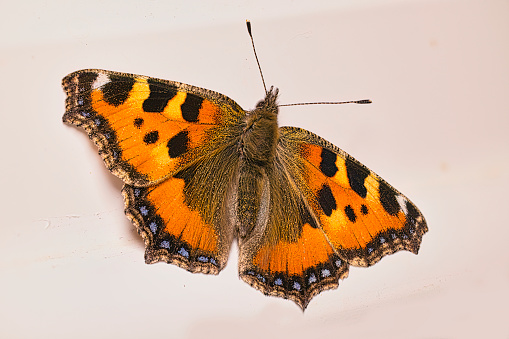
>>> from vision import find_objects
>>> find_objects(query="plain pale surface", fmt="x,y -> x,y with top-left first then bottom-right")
1,0 -> 508,338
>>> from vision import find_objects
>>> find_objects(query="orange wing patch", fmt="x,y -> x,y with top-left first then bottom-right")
253,223 -> 335,275
299,142 -> 427,267
91,90 -> 216,181
242,220 -> 349,309
123,176 -> 221,274
62,70 -> 225,186
240,220 -> 348,309
90,77 -> 221,182
145,177 -> 218,253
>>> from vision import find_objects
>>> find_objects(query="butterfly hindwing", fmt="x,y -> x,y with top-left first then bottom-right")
238,135 -> 350,309
123,142 -> 240,273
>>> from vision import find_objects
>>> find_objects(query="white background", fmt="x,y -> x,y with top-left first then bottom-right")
1,0 -> 508,338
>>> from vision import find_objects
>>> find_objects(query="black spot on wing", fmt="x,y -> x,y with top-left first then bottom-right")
379,181 -> 400,216
181,94 -> 203,122
143,131 -> 159,145
318,184 -> 336,217
346,161 -> 369,198
319,149 -> 338,177
134,118 -> 144,128
167,131 -> 189,158
102,75 -> 135,107
143,79 -> 178,113
360,204 -> 369,215
344,205 -> 356,222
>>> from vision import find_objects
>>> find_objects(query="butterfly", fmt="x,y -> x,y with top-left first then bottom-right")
62,26 -> 427,311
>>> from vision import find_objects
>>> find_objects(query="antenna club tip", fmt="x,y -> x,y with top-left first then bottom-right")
246,20 -> 252,34
357,99 -> 372,104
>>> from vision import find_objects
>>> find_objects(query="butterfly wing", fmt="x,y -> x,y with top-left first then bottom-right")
122,142 -> 240,273
284,127 -> 428,266
238,133 -> 350,310
63,69 -> 244,186
239,126 -> 427,309
63,69 -> 245,273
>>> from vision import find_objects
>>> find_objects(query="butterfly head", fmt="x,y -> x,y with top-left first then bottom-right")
255,86 -> 279,113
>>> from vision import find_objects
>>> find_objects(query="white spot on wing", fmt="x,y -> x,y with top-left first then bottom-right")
92,72 -> 110,89
396,195 -> 408,214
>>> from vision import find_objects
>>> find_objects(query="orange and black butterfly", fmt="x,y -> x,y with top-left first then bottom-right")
62,23 -> 427,310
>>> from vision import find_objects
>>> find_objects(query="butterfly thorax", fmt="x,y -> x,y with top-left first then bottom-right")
239,87 -> 279,166
236,87 -> 279,239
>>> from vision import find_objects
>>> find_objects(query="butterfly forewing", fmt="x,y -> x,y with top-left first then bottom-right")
63,69 -> 244,186
278,127 -> 428,267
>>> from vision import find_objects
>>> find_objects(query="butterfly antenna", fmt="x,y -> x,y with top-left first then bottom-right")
246,20 -> 268,94
279,99 -> 372,107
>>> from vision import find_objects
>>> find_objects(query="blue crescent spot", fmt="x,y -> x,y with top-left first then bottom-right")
308,274 -> 317,284
292,281 -> 301,291
335,259 -> 342,267
139,206 -> 148,216
321,269 -> 331,278
160,240 -> 170,249
256,274 -> 266,283
380,237 -> 386,243
149,221 -> 157,234
274,278 -> 283,286
197,256 -> 209,263
178,247 -> 189,258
